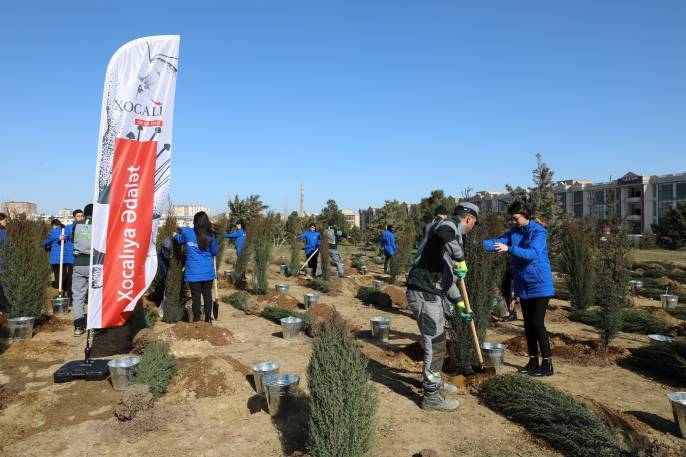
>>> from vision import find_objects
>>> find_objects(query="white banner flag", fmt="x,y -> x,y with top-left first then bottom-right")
87,36 -> 180,329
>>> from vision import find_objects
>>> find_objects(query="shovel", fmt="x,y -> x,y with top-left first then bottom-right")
295,248 -> 319,276
456,278 -> 496,376
212,257 -> 219,320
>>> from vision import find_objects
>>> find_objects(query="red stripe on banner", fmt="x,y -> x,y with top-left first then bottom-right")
102,138 -> 157,327
135,119 -> 164,127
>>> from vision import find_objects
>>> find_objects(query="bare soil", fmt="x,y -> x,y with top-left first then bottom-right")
2,256 -> 686,456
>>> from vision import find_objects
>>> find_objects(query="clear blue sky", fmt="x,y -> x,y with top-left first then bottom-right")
1,1 -> 684,216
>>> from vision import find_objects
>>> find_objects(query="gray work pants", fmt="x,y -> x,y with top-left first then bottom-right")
407,288 -> 446,392
72,265 -> 89,321
329,249 -> 345,276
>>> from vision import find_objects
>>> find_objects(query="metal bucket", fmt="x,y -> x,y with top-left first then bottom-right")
649,334 -> 675,345
372,280 -> 384,290
280,316 -> 302,340
360,265 -> 369,275
263,374 -> 300,417
667,392 -> 686,438
305,268 -> 313,277
252,361 -> 280,394
370,317 -> 391,341
629,279 -> 643,291
108,356 -> 141,391
662,294 -> 679,310
223,270 -> 233,281
51,297 -> 70,315
8,317 -> 35,341
481,342 -> 507,374
185,304 -> 193,322
275,284 -> 289,295
304,293 -> 319,309
252,272 -> 259,287
279,265 -> 287,274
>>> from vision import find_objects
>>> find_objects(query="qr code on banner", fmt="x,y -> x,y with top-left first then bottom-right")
91,265 -> 104,289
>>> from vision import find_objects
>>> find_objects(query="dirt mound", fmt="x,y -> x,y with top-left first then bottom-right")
115,384 -> 154,421
170,322 -> 234,346
308,303 -> 336,321
378,342 -> 424,371
385,285 -> 408,309
505,333 -> 629,365
132,328 -> 157,354
444,373 -> 491,393
2,339 -> 69,361
258,293 -> 300,310
36,316 -> 70,333
171,356 -> 248,398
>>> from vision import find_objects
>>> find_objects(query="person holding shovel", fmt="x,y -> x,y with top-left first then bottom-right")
406,202 -> 479,411
483,201 -> 554,376
43,219 -> 74,298
297,223 -> 320,274
175,211 -> 218,323
70,205 -> 93,336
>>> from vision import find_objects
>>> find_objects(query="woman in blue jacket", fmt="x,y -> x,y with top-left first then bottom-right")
298,223 -> 320,273
43,219 -> 74,297
381,225 -> 397,274
483,202 -> 555,376
175,211 -> 218,323
224,220 -> 246,258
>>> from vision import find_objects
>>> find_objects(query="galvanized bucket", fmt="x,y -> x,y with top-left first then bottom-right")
629,279 -> 643,291
305,267 -> 313,277
108,356 -> 141,391
263,374 -> 300,417
370,317 -> 391,341
252,361 -> 280,394
481,342 -> 508,374
51,297 -> 70,315
223,270 -> 233,281
275,284 -> 289,295
649,334 -> 675,345
668,392 -> 686,438
372,280 -> 384,290
279,265 -> 287,274
662,294 -> 679,310
280,316 -> 302,340
360,265 -> 369,275
304,293 -> 319,309
8,317 -> 35,341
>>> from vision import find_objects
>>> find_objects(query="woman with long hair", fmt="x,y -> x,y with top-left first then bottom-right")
174,211 -> 218,322
483,201 -> 555,376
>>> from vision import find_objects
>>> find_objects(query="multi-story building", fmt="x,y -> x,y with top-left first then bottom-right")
1,201 -> 38,216
161,204 -> 211,227
473,171 -> 686,242
341,209 -> 360,229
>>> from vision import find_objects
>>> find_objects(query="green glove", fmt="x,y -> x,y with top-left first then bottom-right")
455,301 -> 472,321
453,260 -> 468,279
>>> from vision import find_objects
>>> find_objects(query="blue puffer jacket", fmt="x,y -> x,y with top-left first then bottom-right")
42,226 -> 75,265
381,230 -> 397,256
483,220 -> 554,299
175,227 -> 218,282
298,231 -> 320,255
224,228 -> 246,255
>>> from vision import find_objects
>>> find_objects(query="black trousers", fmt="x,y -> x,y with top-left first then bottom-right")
189,280 -> 213,321
52,263 -> 73,297
384,254 -> 393,274
306,250 -> 318,271
520,297 -> 552,358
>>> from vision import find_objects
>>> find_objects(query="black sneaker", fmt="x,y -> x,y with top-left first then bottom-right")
532,358 -> 554,377
518,357 -> 539,374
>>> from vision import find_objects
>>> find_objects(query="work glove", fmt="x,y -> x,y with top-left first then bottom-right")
456,300 -> 472,322
453,260 -> 468,279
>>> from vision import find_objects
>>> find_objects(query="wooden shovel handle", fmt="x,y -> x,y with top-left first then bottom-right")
457,278 -> 484,366
58,228 -> 65,295
298,248 -> 319,274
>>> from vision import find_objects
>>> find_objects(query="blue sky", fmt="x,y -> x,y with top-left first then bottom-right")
0,1 -> 684,215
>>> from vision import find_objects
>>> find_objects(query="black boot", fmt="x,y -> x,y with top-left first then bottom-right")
518,356 -> 539,374
204,310 -> 212,324
532,357 -> 554,376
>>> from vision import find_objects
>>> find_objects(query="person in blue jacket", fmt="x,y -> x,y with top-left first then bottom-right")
224,220 -> 246,258
175,211 -> 218,323
380,225 -> 397,274
43,219 -> 74,297
483,201 -> 555,376
298,223 -> 320,274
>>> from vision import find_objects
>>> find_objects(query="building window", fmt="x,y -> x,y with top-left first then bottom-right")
593,190 -> 606,220
628,187 -> 642,199
573,191 -> 583,217
659,183 -> 675,218
557,193 -> 567,211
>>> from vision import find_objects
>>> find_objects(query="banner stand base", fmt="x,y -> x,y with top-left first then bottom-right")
53,330 -> 110,383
